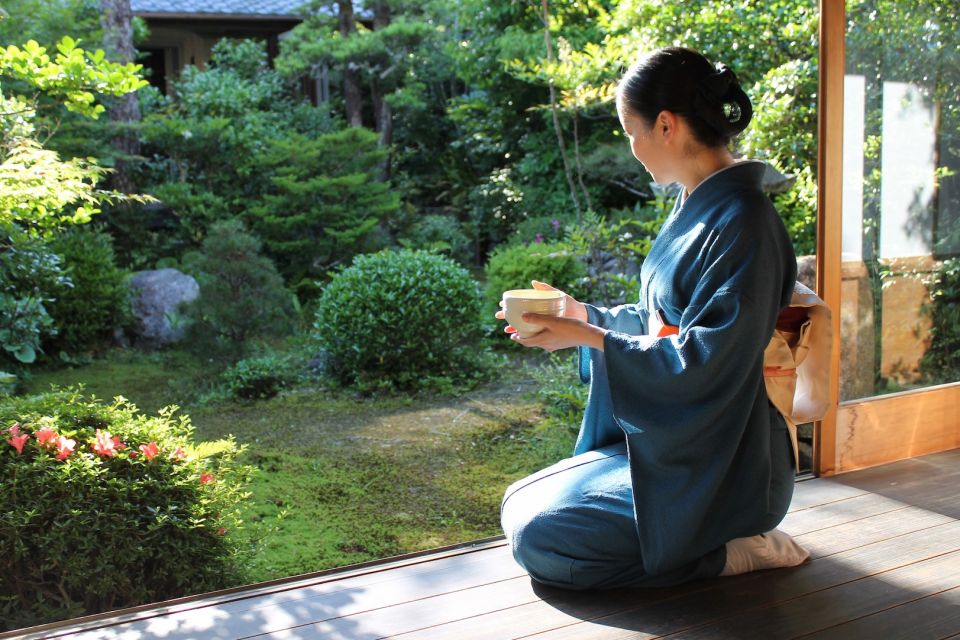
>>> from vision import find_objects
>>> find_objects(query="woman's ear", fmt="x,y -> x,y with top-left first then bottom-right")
656,110 -> 679,141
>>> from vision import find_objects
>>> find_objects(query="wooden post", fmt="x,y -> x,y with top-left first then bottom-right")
815,0 -> 845,476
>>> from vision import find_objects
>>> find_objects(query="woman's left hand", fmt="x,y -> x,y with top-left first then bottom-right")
509,314 -> 607,352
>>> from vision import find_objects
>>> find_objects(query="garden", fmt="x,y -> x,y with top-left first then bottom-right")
1,0 -> 957,631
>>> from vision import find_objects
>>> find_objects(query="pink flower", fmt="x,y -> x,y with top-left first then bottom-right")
170,446 -> 187,461
92,429 -> 117,457
36,426 -> 58,447
7,423 -> 21,436
139,442 -> 160,461
55,436 -> 76,461
217,527 -> 227,536
534,233 -> 544,244
7,433 -> 28,454
111,436 -> 127,451
199,472 -> 215,485
551,218 -> 561,231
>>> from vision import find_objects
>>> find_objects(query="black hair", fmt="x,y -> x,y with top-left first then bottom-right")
618,47 -> 753,148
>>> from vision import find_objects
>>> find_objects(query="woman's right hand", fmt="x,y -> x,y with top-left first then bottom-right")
495,280 -> 588,324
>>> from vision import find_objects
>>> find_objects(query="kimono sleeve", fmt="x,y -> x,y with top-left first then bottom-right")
578,303 -> 647,383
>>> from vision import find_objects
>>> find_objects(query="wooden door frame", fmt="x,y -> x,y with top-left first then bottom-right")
815,0 -> 960,476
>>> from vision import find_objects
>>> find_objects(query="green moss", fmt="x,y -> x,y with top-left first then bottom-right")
22,348 -> 580,586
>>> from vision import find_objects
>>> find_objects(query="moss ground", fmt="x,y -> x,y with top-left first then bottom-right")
26,348 -> 577,584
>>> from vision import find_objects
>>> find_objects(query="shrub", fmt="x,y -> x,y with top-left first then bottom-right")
46,227 -> 129,355
921,257 -> 960,384
313,249 -> 491,392
483,241 -> 588,312
399,214 -> 473,265
0,389 -> 253,630
0,230 -> 66,365
222,353 -> 301,400
183,219 -> 296,357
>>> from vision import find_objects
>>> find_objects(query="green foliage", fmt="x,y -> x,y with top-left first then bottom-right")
399,214 -> 473,265
483,241 -> 588,311
247,127 -> 401,286
0,389 -> 253,630
921,258 -> 960,383
0,230 -> 66,364
45,227 -> 129,355
128,38 -> 333,267
566,203 -> 667,306
528,351 -> 588,431
222,353 -> 302,400
183,219 -> 296,357
313,249 -> 490,392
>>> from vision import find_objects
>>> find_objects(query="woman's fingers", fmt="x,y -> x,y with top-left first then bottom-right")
531,280 -> 558,291
495,310 -> 505,320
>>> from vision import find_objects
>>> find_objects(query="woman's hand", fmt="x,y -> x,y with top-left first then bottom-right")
494,281 -> 602,352
511,314 -> 607,352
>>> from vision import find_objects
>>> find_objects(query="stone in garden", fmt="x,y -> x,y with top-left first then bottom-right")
128,268 -> 199,347
796,255 -> 816,290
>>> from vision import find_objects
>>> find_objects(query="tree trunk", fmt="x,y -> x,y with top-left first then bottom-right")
540,0 -> 582,221
372,0 -> 393,180
100,0 -> 140,194
338,0 -> 363,127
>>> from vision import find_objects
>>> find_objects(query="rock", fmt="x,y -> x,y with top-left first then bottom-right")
128,268 -> 199,348
796,254 -> 817,290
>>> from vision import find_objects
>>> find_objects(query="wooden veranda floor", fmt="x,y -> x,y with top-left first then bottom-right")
8,449 -> 960,640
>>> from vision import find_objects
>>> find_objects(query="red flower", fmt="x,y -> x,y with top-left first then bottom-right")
217,527 -> 227,536
92,429 -> 117,457
36,426 -> 58,447
7,423 -> 21,436
111,436 -> 127,451
199,472 -> 215,485
139,442 -> 160,461
170,446 -> 187,461
7,433 -> 28,454
55,436 -> 76,461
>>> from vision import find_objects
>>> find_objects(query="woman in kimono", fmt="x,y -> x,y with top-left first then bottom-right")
497,47 -> 809,590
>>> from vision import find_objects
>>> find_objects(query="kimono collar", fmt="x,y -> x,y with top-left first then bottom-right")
675,160 -> 767,213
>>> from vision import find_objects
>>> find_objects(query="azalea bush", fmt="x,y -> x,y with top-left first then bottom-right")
0,389 -> 254,631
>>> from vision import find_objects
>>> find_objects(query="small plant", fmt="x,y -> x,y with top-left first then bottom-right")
483,241 -> 588,312
313,249 -> 492,392
223,353 -> 301,400
0,389 -> 254,631
528,351 -> 588,430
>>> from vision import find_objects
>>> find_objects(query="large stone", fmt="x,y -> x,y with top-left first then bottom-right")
128,268 -> 199,348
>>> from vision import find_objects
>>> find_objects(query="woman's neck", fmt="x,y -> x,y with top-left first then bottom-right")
678,147 -> 736,197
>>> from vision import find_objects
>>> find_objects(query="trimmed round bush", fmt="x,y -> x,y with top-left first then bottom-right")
313,249 -> 487,391
0,390 -> 253,630
483,241 -> 588,311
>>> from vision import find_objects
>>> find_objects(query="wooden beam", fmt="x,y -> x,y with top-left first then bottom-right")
836,382 -> 960,473
815,0 -> 845,476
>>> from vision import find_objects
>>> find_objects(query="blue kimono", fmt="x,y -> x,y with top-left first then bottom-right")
501,161 -> 798,589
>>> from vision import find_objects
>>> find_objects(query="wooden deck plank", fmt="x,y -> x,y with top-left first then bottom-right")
384,499 -> 955,640
513,522 -> 960,640
63,545 -> 523,640
795,585 -> 960,640
665,550 -> 960,640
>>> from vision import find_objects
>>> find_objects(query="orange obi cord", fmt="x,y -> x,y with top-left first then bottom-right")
657,323 -> 679,338
764,366 -> 797,377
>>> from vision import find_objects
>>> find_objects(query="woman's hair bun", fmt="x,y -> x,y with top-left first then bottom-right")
618,48 -> 753,148
693,64 -> 753,138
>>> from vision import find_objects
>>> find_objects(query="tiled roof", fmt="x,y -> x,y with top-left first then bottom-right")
130,0 -> 309,17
